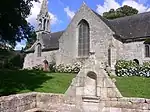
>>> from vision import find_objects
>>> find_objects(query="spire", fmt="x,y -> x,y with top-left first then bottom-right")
36,0 -> 51,32
39,0 -> 49,15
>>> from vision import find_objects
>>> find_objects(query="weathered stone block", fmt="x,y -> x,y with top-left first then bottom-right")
110,107 -> 122,112
97,77 -> 104,87
97,87 -> 101,96
76,87 -> 84,96
100,88 -> 107,99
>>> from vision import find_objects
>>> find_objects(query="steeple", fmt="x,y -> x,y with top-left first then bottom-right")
37,0 -> 51,32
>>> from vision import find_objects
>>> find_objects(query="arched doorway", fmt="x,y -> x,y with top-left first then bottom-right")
84,71 -> 97,96
43,60 -> 49,71
133,59 -> 139,65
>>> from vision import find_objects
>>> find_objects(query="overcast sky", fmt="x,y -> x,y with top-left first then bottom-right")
15,0 -> 150,50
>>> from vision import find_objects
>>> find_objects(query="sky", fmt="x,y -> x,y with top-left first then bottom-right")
15,0 -> 150,50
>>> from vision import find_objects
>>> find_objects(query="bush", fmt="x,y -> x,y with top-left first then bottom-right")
32,62 -> 82,73
32,64 -> 43,71
52,62 -> 82,73
115,60 -> 150,77
49,61 -> 56,72
0,49 -> 25,69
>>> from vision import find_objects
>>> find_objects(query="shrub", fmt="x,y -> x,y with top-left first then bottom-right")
49,61 -> 56,72
53,62 -> 82,73
115,60 -> 150,77
32,61 -> 82,73
32,64 -> 43,71
0,49 -> 25,69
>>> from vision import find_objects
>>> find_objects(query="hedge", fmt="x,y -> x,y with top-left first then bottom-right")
115,60 -> 150,77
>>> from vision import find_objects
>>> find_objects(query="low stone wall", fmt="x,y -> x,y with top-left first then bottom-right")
103,97 -> 150,112
0,92 -> 74,112
0,93 -> 36,112
0,92 -> 150,112
36,93 -> 65,109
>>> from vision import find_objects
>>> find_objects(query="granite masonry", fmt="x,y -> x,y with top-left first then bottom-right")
0,90 -> 150,112
23,1 -> 150,71
1,54 -> 150,112
17,0 -> 150,112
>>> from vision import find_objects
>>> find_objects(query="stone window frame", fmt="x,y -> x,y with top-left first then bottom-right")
78,19 -> 90,57
37,43 -> 42,57
145,44 -> 150,58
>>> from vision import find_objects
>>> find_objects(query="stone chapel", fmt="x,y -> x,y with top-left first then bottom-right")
23,0 -> 150,72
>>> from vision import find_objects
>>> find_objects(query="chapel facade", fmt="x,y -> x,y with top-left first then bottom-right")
23,0 -> 150,71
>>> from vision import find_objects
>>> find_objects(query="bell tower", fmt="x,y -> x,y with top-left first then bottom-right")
36,0 -> 51,33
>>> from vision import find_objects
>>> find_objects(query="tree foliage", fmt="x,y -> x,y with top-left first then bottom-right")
0,48 -> 25,69
103,5 -> 138,20
24,32 -> 36,50
0,0 -> 38,47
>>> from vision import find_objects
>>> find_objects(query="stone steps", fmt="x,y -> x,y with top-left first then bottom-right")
82,96 -> 100,103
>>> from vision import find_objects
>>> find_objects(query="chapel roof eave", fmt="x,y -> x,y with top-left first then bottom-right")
92,9 -> 150,42
25,31 -> 64,53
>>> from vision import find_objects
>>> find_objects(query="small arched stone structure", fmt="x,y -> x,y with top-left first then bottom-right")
84,71 -> 97,96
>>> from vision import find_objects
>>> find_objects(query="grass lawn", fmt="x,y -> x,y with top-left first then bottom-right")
112,76 -> 150,98
0,69 -> 75,96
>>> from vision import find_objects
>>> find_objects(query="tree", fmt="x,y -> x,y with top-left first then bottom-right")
25,33 -> 36,50
0,0 -> 38,47
103,5 -> 138,20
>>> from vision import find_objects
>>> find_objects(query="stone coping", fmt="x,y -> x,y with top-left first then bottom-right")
105,97 -> 150,103
0,92 -> 150,104
0,92 -> 150,112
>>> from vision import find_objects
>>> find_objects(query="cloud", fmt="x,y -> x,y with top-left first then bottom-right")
27,0 -> 58,28
96,0 -> 120,15
15,40 -> 26,50
122,0 -> 148,13
138,0 -> 148,4
64,6 -> 75,19
96,0 -> 150,15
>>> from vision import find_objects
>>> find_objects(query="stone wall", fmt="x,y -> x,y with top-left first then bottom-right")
117,41 -> 150,64
23,50 -> 58,69
0,92 -> 150,112
0,93 -> 36,112
58,3 -> 114,68
102,97 -> 150,112
0,92 -> 76,112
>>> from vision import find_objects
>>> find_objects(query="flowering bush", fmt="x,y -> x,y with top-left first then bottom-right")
32,64 -> 43,71
49,61 -> 56,72
54,62 -> 82,73
115,60 -> 150,77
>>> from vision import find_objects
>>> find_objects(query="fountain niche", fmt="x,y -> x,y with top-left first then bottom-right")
84,71 -> 97,97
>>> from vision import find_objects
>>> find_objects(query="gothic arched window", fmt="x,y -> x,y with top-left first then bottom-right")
43,19 -> 46,30
78,20 -> 90,57
37,44 -> 42,57
145,44 -> 150,57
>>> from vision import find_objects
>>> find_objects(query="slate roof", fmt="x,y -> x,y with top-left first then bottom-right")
25,31 -> 64,53
93,10 -> 150,41
26,10 -> 150,53
42,31 -> 64,51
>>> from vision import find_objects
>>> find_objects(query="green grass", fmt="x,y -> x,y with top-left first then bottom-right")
0,69 -> 75,96
112,76 -> 150,98
1,69 -> 150,98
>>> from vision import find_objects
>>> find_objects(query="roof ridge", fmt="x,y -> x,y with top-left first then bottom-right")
51,30 -> 64,34
109,11 -> 150,21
